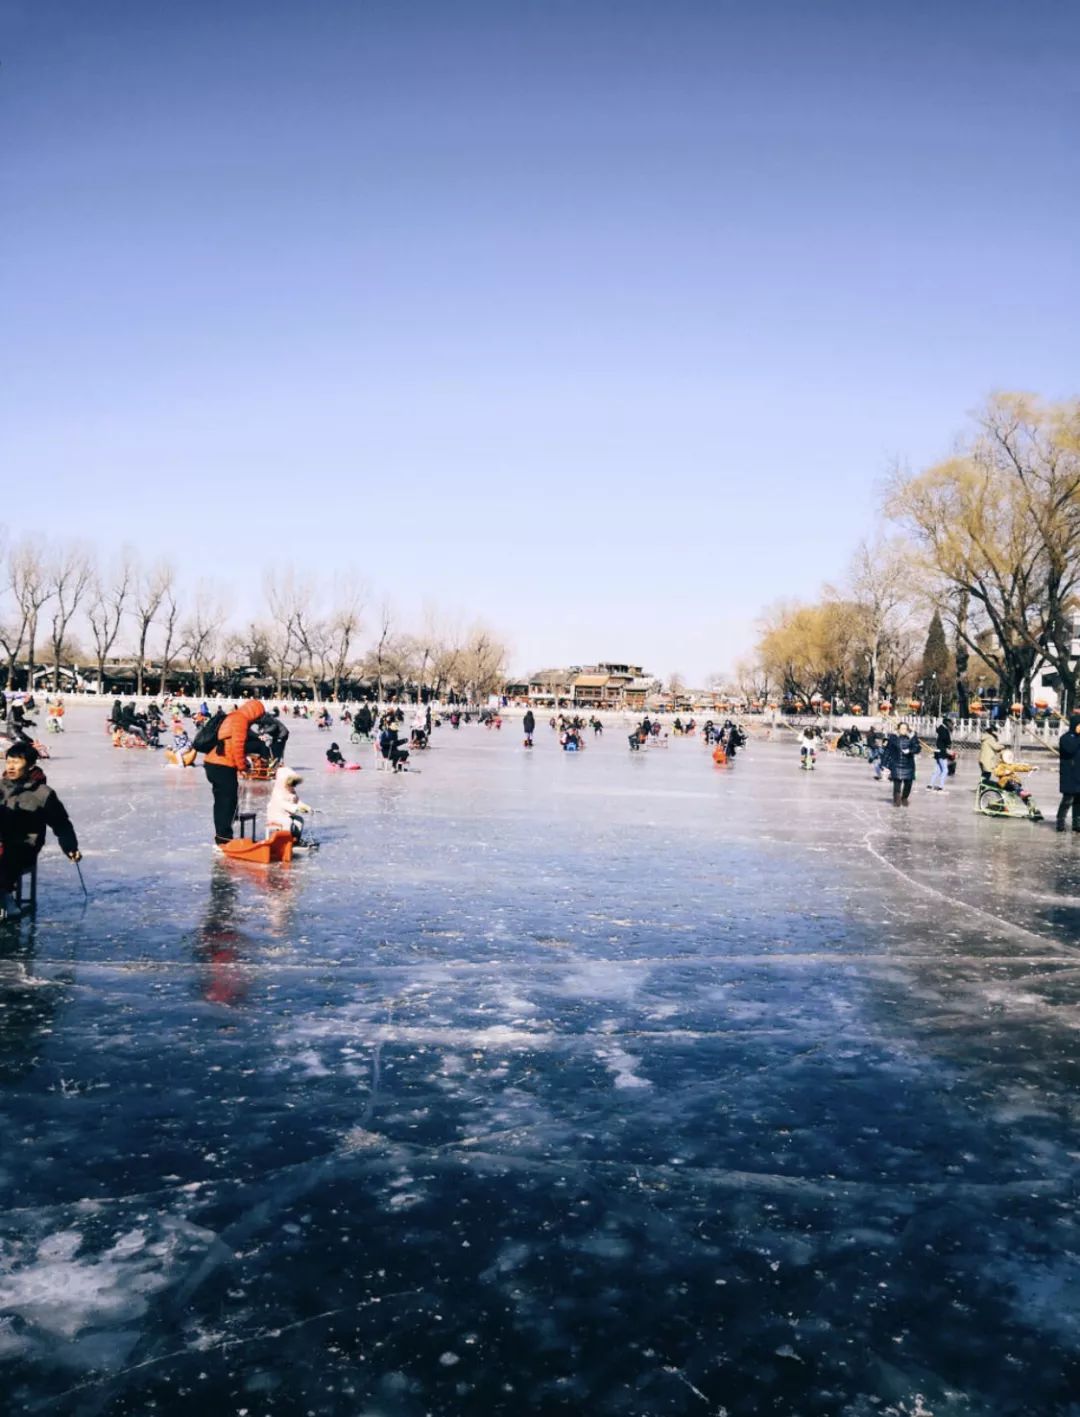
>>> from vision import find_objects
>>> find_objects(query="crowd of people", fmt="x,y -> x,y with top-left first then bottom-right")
4,691 -> 1080,921
809,710 -> 1080,826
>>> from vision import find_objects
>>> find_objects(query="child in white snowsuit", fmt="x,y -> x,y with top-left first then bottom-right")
267,767 -> 312,839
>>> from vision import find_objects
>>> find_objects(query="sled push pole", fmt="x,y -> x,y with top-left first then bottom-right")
237,812 -> 257,841
15,859 -> 38,913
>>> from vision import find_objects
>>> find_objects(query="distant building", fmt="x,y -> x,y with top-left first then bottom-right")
569,673 -> 615,708
527,669 -> 572,706
519,662 -> 657,709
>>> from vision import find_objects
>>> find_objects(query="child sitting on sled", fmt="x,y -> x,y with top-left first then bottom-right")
267,767 -> 312,840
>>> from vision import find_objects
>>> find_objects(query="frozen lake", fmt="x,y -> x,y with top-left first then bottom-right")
2,710 -> 1079,1415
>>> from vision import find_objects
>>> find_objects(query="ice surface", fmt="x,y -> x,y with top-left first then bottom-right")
1,707 -> 1079,1413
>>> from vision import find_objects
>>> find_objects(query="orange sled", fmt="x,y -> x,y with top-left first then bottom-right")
220,830 -> 294,864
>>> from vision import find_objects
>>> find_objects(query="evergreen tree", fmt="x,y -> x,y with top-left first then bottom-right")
919,610 -> 952,710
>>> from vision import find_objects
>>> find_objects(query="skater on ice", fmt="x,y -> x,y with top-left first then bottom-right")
0,742 -> 81,919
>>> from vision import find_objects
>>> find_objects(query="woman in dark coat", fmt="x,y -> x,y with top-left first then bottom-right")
523,709 -> 535,747
1056,712 -> 1080,832
882,724 -> 922,806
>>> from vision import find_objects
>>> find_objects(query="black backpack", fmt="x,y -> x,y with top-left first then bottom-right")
191,709 -> 226,755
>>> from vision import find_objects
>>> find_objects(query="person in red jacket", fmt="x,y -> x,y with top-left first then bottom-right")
203,700 -> 266,845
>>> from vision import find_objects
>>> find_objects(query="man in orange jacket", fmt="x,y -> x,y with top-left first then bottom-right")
203,700 -> 267,844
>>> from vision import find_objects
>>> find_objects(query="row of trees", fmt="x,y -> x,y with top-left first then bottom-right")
0,537 -> 510,703
735,393 -> 1080,716
746,538 -> 923,710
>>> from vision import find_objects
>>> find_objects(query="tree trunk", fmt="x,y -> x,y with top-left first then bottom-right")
1051,671 -> 1073,718
953,593 -> 970,717
26,614 -> 38,695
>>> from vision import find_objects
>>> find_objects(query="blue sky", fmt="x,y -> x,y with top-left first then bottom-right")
2,0 -> 1077,681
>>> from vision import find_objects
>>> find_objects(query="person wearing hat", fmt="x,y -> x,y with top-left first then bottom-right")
0,741 -> 81,918
267,766 -> 312,840
979,721 -> 1006,782
928,715 -> 954,792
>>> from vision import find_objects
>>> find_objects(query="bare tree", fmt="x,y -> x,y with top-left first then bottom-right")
133,561 -> 174,697
8,539 -> 51,693
224,623 -> 273,681
157,586 -> 182,697
368,599 -> 395,705
408,603 -> 452,703
384,634 -> 421,701
731,657 -> 773,705
429,634 -> 463,702
265,569 -> 313,699
87,554 -> 134,696
181,585 -> 226,698
48,543 -> 94,691
325,579 -> 365,702
300,617 -> 333,699
834,537 -> 912,703
0,547 -> 29,692
458,623 -> 508,703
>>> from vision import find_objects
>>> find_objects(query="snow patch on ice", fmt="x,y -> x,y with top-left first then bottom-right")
0,1218 -> 217,1350
339,1126 -> 386,1153
597,1045 -> 652,1090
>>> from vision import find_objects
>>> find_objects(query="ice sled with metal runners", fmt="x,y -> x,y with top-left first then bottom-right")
976,762 -> 1043,821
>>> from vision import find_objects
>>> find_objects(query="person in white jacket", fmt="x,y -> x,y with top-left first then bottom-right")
267,767 -> 312,839
798,728 -> 817,770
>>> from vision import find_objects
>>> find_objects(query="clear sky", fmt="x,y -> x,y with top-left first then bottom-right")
2,0 -> 1077,682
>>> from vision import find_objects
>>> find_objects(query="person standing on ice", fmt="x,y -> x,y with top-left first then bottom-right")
927,716 -> 953,791
0,742 -> 81,918
866,724 -> 884,779
1055,712 -> 1080,833
202,700 -> 266,845
523,708 -> 535,747
883,723 -> 921,806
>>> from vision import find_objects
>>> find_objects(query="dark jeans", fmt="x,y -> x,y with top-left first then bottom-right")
0,842 -> 35,893
892,778 -> 913,804
1057,794 -> 1080,830
204,763 -> 239,840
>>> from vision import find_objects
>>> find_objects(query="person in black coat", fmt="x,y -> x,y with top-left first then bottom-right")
523,709 -> 535,747
0,742 -> 81,915
882,724 -> 922,806
1056,712 -> 1080,832
246,712 -> 289,763
928,717 -> 953,791
867,725 -> 885,779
